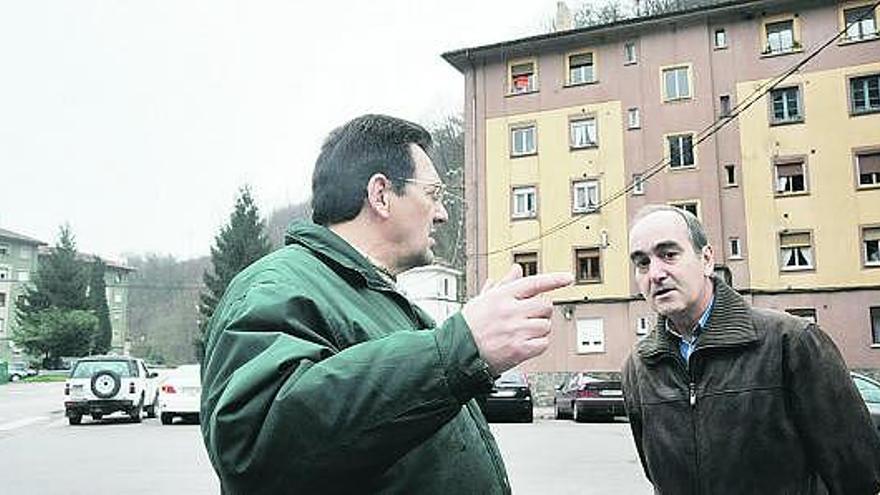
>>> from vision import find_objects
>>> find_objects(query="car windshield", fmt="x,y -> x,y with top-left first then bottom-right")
71,360 -> 136,379
854,376 -> 880,404
496,370 -> 526,386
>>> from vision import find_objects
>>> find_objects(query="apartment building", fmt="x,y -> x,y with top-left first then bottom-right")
0,228 -> 47,362
443,0 -> 880,382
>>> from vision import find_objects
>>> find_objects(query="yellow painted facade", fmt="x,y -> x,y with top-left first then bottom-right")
483,101 -> 630,301
737,62 -> 880,289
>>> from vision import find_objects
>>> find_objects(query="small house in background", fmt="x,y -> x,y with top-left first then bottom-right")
397,264 -> 461,325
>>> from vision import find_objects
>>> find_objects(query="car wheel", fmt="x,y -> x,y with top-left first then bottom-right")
68,415 -> 82,426
554,401 -> 563,420
91,370 -> 121,399
145,392 -> 159,419
92,413 -> 103,421
10,374 -> 21,382
160,413 -> 173,425
129,396 -> 143,423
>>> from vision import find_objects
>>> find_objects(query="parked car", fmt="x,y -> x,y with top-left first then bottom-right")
8,362 -> 38,382
851,372 -> 880,435
477,368 -> 533,423
158,364 -> 201,425
63,356 -> 160,425
554,372 -> 625,422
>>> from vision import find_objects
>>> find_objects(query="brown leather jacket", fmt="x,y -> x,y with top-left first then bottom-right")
622,278 -> 880,495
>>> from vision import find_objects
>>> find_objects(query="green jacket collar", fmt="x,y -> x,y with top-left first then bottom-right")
638,277 -> 758,363
284,221 -> 396,291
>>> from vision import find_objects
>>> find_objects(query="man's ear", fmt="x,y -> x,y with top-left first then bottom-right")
366,173 -> 393,219
702,244 -> 715,277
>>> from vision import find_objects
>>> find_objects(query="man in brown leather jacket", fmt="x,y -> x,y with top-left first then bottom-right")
623,204 -> 880,495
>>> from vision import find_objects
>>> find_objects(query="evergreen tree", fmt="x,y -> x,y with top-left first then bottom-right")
197,186 -> 271,358
88,257 -> 113,354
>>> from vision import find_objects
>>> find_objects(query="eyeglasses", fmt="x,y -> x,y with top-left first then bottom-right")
398,178 -> 448,204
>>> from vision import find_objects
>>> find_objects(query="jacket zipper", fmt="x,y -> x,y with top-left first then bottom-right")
675,352 -> 701,495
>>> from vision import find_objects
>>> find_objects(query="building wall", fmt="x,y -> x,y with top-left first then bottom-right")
0,239 -> 41,362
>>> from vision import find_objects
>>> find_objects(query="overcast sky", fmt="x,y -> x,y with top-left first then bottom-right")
0,0 -> 561,261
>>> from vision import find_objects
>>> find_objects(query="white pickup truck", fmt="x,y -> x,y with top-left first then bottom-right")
64,356 -> 160,425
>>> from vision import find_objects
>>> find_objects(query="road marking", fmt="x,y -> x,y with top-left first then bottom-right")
0,416 -> 50,431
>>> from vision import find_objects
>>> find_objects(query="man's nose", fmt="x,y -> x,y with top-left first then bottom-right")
647,258 -> 668,282
434,201 -> 449,224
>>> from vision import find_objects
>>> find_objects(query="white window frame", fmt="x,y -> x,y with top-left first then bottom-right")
568,52 -> 595,85
714,28 -> 728,48
0,292 -> 6,308
509,61 -> 537,94
857,150 -> 880,187
511,125 -> 536,156
863,226 -> 880,267
574,247 -> 602,284
725,164 -> 737,186
576,317 -> 605,354
0,317 -> 4,334
765,19 -> 795,54
16,270 -> 30,282
844,5 -> 878,42
770,86 -> 803,124
668,134 -> 695,168
636,316 -> 650,336
632,174 -> 645,195
624,41 -> 637,64
729,237 -> 742,259
671,201 -> 699,218
512,186 -> 537,219
0,243 -> 9,257
775,160 -> 807,194
627,108 -> 640,129
780,232 -> 814,271
663,66 -> 691,101
0,266 -> 9,281
850,74 -> 880,114
569,118 -> 597,148
572,180 -> 600,213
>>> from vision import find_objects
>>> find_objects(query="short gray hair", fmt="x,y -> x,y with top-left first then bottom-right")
631,204 -> 708,253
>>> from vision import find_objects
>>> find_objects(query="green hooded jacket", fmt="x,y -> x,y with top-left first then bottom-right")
200,221 -> 511,494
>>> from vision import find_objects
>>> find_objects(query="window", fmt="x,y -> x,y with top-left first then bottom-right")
510,125 -> 536,156
509,61 -> 536,94
872,307 -> 880,345
714,28 -> 728,48
775,160 -> 807,194
572,180 -> 600,213
442,278 -> 450,298
850,74 -> 880,114
0,244 -> 8,256
719,94 -> 732,116
575,247 -> 601,283
864,226 -> 880,266
0,266 -> 9,280
765,19 -> 796,54
725,164 -> 737,186
857,151 -> 880,187
0,317 -> 4,334
19,246 -> 31,260
844,5 -> 878,42
671,201 -> 699,218
730,237 -> 742,259
663,66 -> 691,101
636,316 -> 650,336
114,292 -> 123,304
514,252 -> 538,276
568,52 -> 595,85
17,271 -> 29,282
770,87 -> 802,124
632,174 -> 645,195
785,308 -> 817,323
0,293 -> 6,307
569,118 -> 597,149
114,273 -> 124,284
624,41 -> 637,64
576,317 -> 605,354
627,108 -> 640,129
780,231 -> 814,271
512,186 -> 537,219
668,134 -> 695,168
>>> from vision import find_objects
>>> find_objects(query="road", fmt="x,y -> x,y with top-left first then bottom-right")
0,382 -> 652,494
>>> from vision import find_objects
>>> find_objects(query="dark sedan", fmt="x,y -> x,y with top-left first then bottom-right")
554,372 -> 625,422
852,372 -> 880,435
477,369 -> 533,423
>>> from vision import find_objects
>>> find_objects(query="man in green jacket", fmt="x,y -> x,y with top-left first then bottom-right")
201,114 -> 573,494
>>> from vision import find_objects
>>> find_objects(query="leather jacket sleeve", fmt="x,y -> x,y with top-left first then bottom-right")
785,323 -> 880,495
622,356 -> 652,484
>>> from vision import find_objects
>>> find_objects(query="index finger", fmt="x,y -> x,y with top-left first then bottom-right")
502,272 -> 574,299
